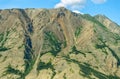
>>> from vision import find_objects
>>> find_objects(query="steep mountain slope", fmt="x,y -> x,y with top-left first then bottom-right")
94,14 -> 120,34
0,7 -> 120,79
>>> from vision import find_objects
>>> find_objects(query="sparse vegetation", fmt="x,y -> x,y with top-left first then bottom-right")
18,44 -> 24,49
95,44 -> 108,55
37,61 -> 54,71
63,56 -> 120,79
75,27 -> 82,37
63,41 -> 67,48
1,31 -> 10,46
44,31 -> 62,56
0,15 -> 1,19
113,33 -> 120,44
82,14 -> 107,30
3,64 -> 23,77
37,61 -> 56,79
2,56 -> 7,62
70,46 -> 86,57
0,54 -> 2,57
0,46 -> 9,51
23,59 -> 35,77
95,38 -> 108,55
97,38 -> 120,66
63,73 -> 67,79
0,33 -> 4,42
70,68 -> 74,73
95,44 -> 106,49
0,31 -> 10,52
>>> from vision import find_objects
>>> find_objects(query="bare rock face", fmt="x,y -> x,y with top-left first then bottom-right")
0,7 -> 120,79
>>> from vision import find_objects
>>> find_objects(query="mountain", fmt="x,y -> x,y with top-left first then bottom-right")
0,7 -> 120,79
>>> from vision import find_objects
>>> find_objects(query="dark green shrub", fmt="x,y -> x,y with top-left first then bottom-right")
37,61 -> 54,71
70,46 -> 86,57
95,44 -> 106,49
44,31 -> 62,56
75,27 -> 82,37
0,46 -> 9,51
4,64 -> 22,76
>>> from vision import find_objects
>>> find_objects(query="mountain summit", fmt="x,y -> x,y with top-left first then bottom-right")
0,7 -> 120,79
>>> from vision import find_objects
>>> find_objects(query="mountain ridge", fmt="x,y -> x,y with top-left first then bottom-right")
0,7 -> 120,79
